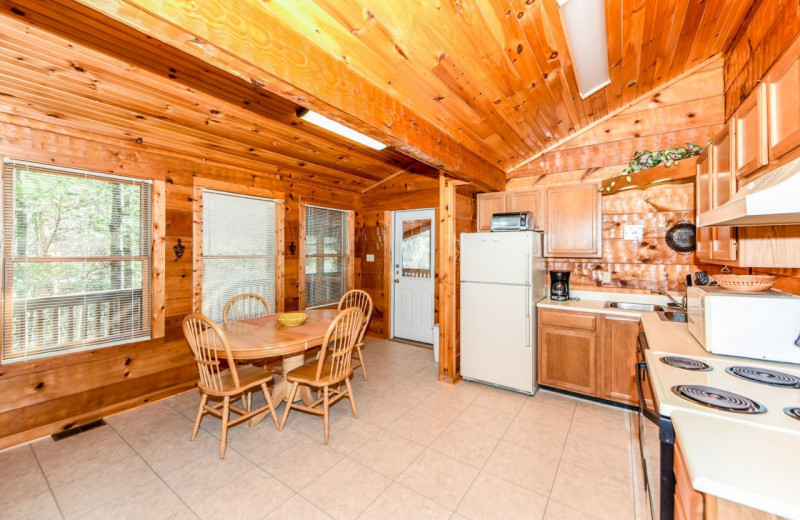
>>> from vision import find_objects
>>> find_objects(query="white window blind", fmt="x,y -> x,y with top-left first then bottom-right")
305,205 -> 348,308
202,190 -> 276,322
2,159 -> 152,364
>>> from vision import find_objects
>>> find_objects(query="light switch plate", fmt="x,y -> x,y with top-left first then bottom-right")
602,271 -> 612,284
366,254 -> 375,262
623,224 -> 644,241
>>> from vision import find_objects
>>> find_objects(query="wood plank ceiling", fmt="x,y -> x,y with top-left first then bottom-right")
2,0 -> 755,191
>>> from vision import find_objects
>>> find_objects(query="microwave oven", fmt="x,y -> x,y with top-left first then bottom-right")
686,286 -> 800,363
490,212 -> 534,232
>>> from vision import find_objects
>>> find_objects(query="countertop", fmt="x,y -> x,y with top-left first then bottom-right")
536,289 -> 800,519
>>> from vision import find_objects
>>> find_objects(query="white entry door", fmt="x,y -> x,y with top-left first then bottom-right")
392,209 -> 435,343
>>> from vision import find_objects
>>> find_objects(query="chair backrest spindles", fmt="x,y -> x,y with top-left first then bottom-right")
183,314 -> 240,391
316,307 -> 363,382
222,293 -> 272,324
337,290 -> 373,344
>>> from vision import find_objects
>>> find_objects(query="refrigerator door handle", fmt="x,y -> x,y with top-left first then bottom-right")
526,253 -> 531,286
525,314 -> 531,348
525,286 -> 532,347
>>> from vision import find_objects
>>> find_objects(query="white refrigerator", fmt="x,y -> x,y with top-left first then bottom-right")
460,231 -> 545,394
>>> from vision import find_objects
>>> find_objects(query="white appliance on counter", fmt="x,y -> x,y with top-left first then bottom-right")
459,231 -> 545,394
686,286 -> 800,364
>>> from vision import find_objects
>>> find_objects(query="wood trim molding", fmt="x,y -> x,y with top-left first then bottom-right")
437,174 -> 460,384
191,185 -> 203,314
347,210 -> 355,291
275,199 -> 285,313
150,179 -> 166,338
298,203 -> 307,310
192,176 -> 283,200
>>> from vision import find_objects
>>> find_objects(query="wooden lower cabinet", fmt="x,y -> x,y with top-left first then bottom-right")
537,309 -> 638,405
674,441 -> 787,520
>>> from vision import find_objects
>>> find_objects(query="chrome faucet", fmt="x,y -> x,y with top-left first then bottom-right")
651,289 -> 687,310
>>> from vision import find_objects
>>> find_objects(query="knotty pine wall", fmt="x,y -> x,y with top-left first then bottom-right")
0,115 -> 359,449
507,60 -> 724,292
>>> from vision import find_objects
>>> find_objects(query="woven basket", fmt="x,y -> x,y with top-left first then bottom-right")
714,274 -> 776,292
277,312 -> 308,327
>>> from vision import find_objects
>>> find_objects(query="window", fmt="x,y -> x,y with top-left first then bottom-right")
2,159 -> 151,363
304,205 -> 349,308
201,190 -> 276,322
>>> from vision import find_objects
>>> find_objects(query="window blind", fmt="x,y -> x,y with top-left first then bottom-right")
305,205 -> 347,308
2,159 -> 152,363
202,190 -> 276,322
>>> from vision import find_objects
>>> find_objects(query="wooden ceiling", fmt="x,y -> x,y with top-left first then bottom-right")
1,0 -> 755,191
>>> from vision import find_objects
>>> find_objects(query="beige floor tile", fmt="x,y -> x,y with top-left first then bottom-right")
33,426 -> 136,488
348,396 -> 409,429
433,379 -> 486,402
543,500 -> 603,520
483,440 -> 560,496
471,386 -> 526,416
397,450 -> 479,510
385,409 -> 453,446
227,420 -> 305,466
453,403 -> 516,439
259,437 -> 343,491
321,415 -> 379,455
377,381 -> 433,407
3,491 -> 62,520
561,433 -> 633,485
517,397 -> 576,429
0,446 -> 51,508
405,371 -> 446,393
413,392 -> 473,422
77,479 -> 195,520
456,472 -> 548,520
349,430 -> 426,479
51,454 -> 157,518
550,462 -> 635,520
570,402 -> 632,450
263,494 -> 331,520
163,449 -> 255,505
300,458 -> 390,520
134,427 -> 221,476
360,482 -> 452,520
429,423 -> 499,469
502,415 -> 568,458
164,390 -> 205,420
193,467 -> 293,520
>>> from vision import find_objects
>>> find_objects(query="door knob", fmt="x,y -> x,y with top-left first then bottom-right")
394,279 -> 400,283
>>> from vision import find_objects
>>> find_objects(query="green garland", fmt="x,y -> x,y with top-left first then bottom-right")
602,142 -> 707,192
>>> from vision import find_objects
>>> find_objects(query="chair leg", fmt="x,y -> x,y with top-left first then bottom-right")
356,345 -> 368,380
345,378 -> 358,419
220,396 -> 230,459
191,393 -> 208,441
261,382 -> 279,429
323,386 -> 330,444
279,382 -> 299,431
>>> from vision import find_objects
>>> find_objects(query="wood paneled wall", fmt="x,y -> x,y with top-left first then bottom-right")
0,114 -> 358,449
508,61 -> 724,291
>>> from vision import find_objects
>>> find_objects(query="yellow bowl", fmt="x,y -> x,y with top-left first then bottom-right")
277,312 -> 308,327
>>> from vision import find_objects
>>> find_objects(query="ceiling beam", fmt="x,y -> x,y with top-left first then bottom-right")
71,0 -> 505,192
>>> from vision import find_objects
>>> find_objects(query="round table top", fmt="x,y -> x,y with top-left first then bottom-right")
218,308 -> 339,359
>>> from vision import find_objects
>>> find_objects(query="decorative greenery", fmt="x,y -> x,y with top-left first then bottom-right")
601,141 -> 708,192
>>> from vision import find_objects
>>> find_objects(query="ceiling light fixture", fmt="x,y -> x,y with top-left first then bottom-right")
296,108 -> 387,151
556,0 -> 611,99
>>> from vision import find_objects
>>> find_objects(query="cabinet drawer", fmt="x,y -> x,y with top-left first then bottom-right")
539,309 -> 596,331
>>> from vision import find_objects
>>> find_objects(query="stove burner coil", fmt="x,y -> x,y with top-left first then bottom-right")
671,385 -> 767,414
784,407 -> 800,422
659,356 -> 713,371
725,366 -> 800,388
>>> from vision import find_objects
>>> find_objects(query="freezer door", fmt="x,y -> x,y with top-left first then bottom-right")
460,232 -> 533,285
460,282 -> 535,393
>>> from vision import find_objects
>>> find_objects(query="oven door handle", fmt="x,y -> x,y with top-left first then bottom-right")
637,361 -> 660,424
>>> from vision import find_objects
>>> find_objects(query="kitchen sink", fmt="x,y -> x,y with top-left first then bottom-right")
658,310 -> 688,323
604,301 -> 667,312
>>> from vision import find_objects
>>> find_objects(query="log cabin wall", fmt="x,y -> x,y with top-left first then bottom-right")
507,60 -> 724,292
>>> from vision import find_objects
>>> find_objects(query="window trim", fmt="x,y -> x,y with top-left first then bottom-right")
299,203 -> 354,310
191,179 -> 285,316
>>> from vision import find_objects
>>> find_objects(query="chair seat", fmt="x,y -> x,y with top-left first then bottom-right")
199,364 -> 274,397
287,359 -> 350,386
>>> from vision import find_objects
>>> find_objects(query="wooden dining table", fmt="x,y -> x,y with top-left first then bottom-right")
217,308 -> 339,425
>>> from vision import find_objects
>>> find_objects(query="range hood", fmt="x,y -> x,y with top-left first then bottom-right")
699,157 -> 800,227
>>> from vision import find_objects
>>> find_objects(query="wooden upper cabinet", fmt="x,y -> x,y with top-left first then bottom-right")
476,192 -> 505,232
733,82 -> 768,179
766,37 -> 800,161
710,123 -> 737,262
544,183 -> 602,258
600,315 -> 640,406
505,190 -> 543,230
695,151 -> 713,262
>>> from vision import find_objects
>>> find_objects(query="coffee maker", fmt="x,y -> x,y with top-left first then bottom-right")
550,271 -> 571,301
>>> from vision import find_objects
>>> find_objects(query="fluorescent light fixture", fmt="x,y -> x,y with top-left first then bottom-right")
618,185 -> 641,192
649,178 -> 674,185
297,109 -> 387,151
557,0 -> 611,99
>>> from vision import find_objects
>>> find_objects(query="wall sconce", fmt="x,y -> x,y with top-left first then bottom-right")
288,241 -> 297,255
174,238 -> 185,260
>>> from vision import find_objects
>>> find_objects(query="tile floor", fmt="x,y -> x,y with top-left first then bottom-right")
1,338 -> 649,520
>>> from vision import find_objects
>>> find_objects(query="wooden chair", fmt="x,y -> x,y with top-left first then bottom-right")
222,293 -> 272,323
182,314 -> 279,458
278,307 -> 364,444
337,289 -> 373,380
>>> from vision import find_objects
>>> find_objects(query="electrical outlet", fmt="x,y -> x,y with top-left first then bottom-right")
366,254 -> 375,262
623,224 -> 644,241
602,271 -> 612,284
